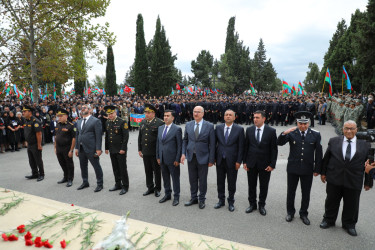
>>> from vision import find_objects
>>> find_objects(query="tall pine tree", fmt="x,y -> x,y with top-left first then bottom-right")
73,31 -> 86,96
134,14 -> 149,94
149,16 -> 177,97
105,45 -> 117,96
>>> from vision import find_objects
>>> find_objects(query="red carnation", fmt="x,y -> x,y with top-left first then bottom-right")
17,224 -> 26,234
60,239 -> 69,248
71,204 -> 74,206
2,233 -> 8,241
24,231 -> 33,240
25,239 -> 34,246
8,234 -> 18,241
43,239 -> 53,248
35,242 -> 44,247
34,236 -> 42,243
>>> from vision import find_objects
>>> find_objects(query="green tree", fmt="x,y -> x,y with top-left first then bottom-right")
73,31 -> 86,96
149,16 -> 177,97
105,45 -> 117,96
225,17 -> 236,53
303,62 -> 320,92
92,75 -> 106,89
134,14 -> 149,94
124,64 -> 135,86
191,50 -> 214,88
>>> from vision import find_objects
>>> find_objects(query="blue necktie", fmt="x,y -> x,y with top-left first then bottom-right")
162,125 -> 168,140
225,127 -> 229,144
257,128 -> 261,144
345,140 -> 351,161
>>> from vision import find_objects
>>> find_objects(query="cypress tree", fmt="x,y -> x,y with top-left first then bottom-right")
134,14 -> 149,94
73,31 -> 86,96
105,45 -> 117,96
225,17 -> 236,53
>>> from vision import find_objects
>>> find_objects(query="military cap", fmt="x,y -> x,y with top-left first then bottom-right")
56,108 -> 69,116
104,105 -> 116,114
294,111 -> 312,123
144,104 -> 157,113
22,105 -> 34,112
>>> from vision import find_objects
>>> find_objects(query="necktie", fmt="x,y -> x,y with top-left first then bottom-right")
345,140 -> 351,161
301,131 -> 305,140
195,123 -> 199,139
162,125 -> 168,140
257,128 -> 261,144
82,118 -> 86,129
225,127 -> 230,144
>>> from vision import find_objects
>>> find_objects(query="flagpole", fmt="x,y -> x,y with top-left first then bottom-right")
321,70 -> 326,96
341,76 -> 344,95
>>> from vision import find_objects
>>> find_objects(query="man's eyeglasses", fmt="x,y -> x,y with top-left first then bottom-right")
343,127 -> 357,131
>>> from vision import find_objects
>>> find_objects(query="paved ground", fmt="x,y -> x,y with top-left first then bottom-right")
1,122 -> 374,250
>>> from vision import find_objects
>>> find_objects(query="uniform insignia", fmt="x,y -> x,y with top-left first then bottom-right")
62,128 -> 68,131
34,123 -> 39,127
124,123 -> 128,129
293,141 -> 296,144
311,129 -> 320,133
74,128 -> 77,131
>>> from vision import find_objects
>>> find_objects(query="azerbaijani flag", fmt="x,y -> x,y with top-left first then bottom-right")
176,83 -> 181,90
298,81 -> 306,95
282,80 -> 293,94
130,113 -> 145,127
250,80 -> 256,95
325,68 -> 333,97
292,85 -> 297,96
53,83 -> 56,99
343,66 -> 353,93
170,87 -> 174,95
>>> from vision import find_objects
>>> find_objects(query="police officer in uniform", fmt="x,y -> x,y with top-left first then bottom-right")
22,105 -> 45,182
277,111 -> 323,225
55,108 -> 76,187
105,105 -> 129,195
138,104 -> 165,197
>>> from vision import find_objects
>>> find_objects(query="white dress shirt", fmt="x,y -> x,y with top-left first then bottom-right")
224,123 -> 233,137
81,115 -> 91,129
194,120 -> 203,134
342,136 -> 356,160
162,124 -> 172,136
255,124 -> 265,142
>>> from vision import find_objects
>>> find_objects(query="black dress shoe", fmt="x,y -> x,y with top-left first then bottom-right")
300,216 -> 310,225
77,182 -> 90,190
66,180 -> 73,187
172,199 -> 179,206
119,188 -> 128,195
94,185 -> 103,192
25,175 -> 38,179
143,189 -> 154,196
245,205 -> 257,213
184,199 -> 198,206
159,195 -> 171,203
109,185 -> 122,192
320,220 -> 335,229
259,207 -> 267,216
345,228 -> 357,236
57,178 -> 68,184
228,205 -> 235,212
199,201 -> 205,209
37,176 -> 44,182
214,201 -> 225,209
286,214 -> 294,222
154,190 -> 161,197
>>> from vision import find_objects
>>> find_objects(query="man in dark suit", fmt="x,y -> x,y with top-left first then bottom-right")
214,109 -> 244,212
320,120 -> 371,236
181,105 -> 215,209
365,160 -> 375,179
156,110 -> 182,206
243,110 -> 278,216
75,104 -> 104,192
277,111 -> 322,225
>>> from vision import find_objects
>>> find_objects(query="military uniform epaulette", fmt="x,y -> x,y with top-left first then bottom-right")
310,128 -> 320,133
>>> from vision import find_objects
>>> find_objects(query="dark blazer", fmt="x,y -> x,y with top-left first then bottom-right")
215,123 -> 244,168
277,128 -> 323,175
182,120 -> 215,165
321,136 -> 370,190
244,124 -> 278,169
75,116 -> 102,154
156,123 -> 182,166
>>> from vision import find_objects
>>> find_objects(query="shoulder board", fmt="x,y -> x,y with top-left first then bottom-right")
69,122 -> 74,125
310,129 -> 320,133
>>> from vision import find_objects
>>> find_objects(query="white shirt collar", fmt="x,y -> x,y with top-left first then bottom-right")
225,123 -> 233,129
344,136 -> 356,143
83,115 -> 91,120
256,124 -> 265,131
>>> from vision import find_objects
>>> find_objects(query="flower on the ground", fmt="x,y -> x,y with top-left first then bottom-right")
17,225 -> 25,233
43,239 -> 53,248
2,233 -> 8,241
60,239 -> 70,248
25,239 -> 34,246
8,234 -> 18,241
24,231 -> 33,240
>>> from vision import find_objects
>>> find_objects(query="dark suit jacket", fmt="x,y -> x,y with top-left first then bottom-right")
75,116 -> 102,154
244,124 -> 278,169
321,136 -> 370,190
156,123 -> 182,166
277,128 -> 323,175
215,123 -> 244,168
182,120 -> 215,165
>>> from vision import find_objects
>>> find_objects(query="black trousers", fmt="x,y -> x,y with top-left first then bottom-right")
56,145 -> 74,180
323,182 -> 361,229
287,173 -> 313,217
188,154 -> 208,202
27,144 -> 44,176
161,162 -> 180,199
143,155 -> 161,191
78,146 -> 103,185
321,113 -> 326,125
110,152 -> 129,189
216,160 -> 238,205
247,167 -> 271,207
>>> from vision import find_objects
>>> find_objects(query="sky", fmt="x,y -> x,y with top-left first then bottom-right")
87,0 -> 369,88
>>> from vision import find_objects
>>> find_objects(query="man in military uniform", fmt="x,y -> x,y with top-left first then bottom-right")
22,105 -> 45,182
138,104 -> 165,197
105,105 -> 129,195
277,111 -> 322,225
55,108 -> 76,187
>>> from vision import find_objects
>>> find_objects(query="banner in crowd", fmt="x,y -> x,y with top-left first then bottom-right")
130,113 -> 145,127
